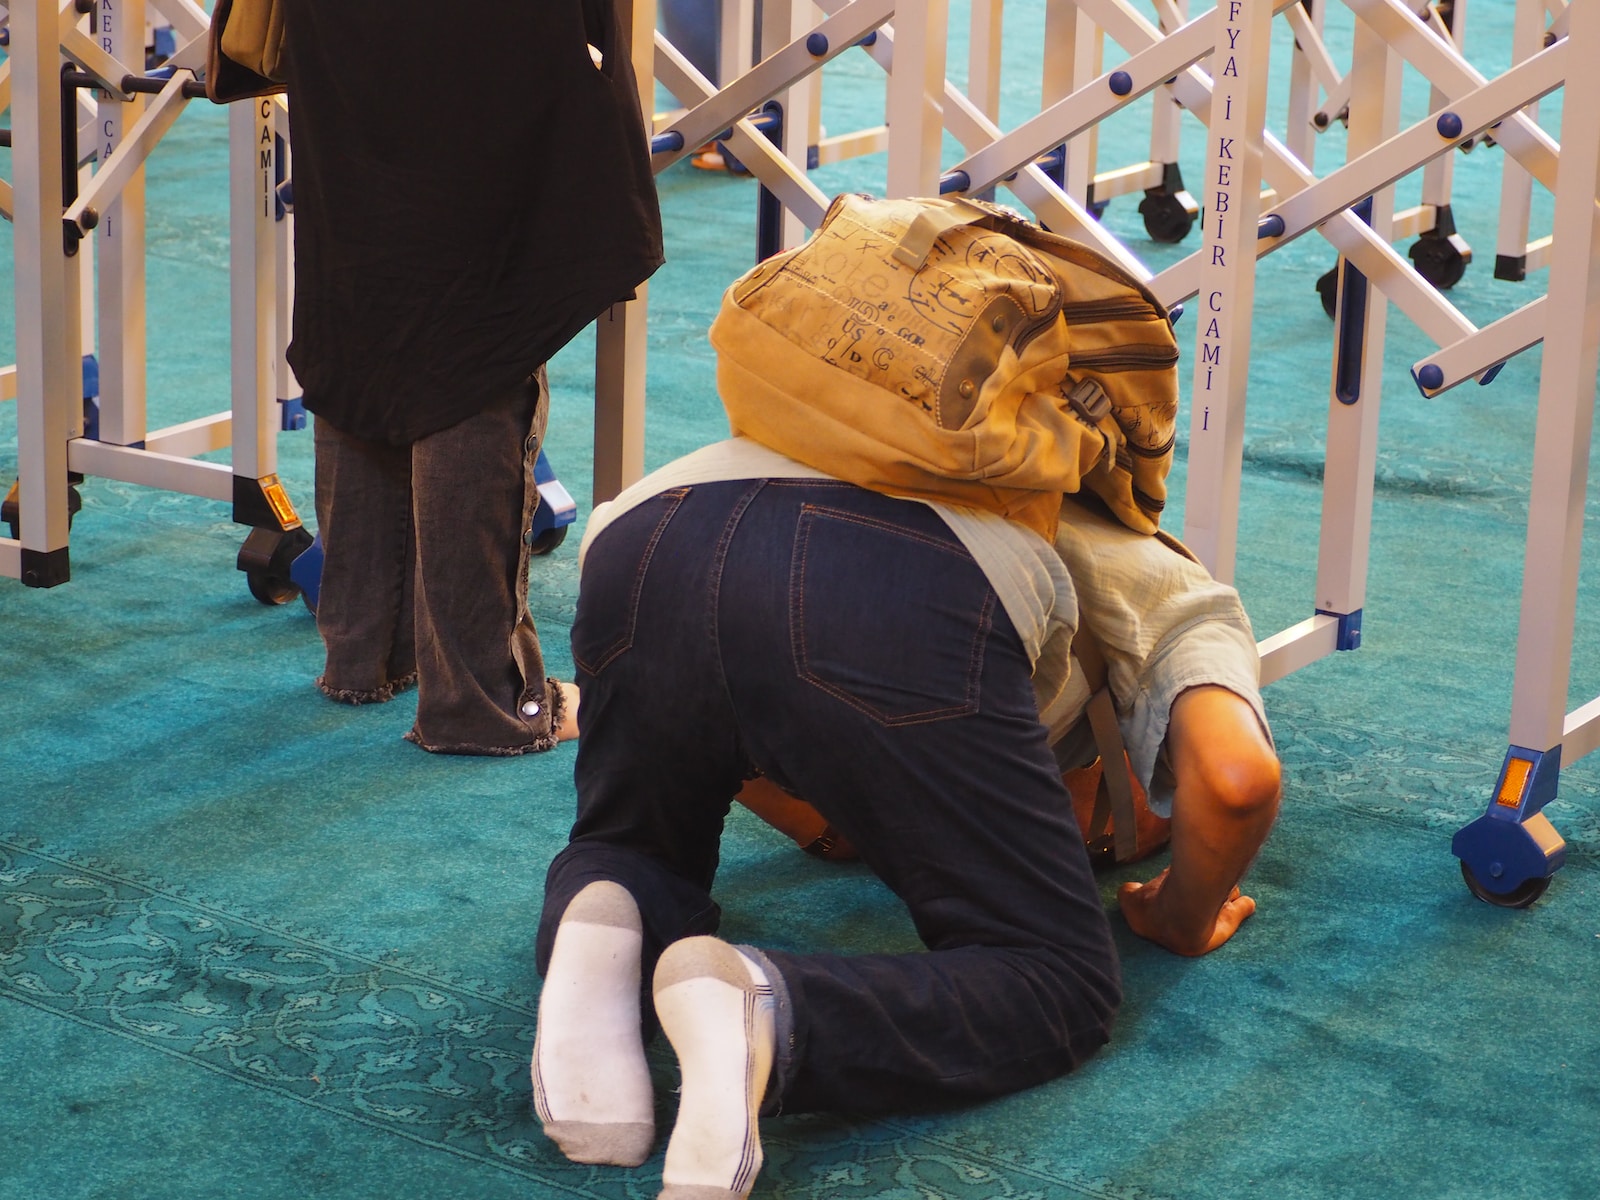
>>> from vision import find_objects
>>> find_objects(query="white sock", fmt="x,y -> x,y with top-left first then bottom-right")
532,880 -> 655,1166
653,937 -> 776,1200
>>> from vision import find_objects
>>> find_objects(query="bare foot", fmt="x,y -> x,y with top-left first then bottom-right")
1118,869 -> 1257,956
555,681 -> 581,742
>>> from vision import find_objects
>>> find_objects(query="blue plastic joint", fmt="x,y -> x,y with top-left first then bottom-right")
748,108 -> 782,135
1035,145 -> 1066,189
650,130 -> 685,155
1108,70 -> 1134,96
1415,363 -> 1445,393
1478,362 -> 1504,387
1315,607 -> 1363,651
806,31 -> 829,57
279,397 -> 307,432
1257,214 -> 1285,239
1436,111 -> 1464,140
938,170 -> 971,196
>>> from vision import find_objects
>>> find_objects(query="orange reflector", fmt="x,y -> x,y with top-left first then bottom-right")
261,476 -> 302,530
1496,757 -> 1532,809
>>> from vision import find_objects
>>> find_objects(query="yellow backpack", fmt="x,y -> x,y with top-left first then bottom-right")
710,193 -> 1179,539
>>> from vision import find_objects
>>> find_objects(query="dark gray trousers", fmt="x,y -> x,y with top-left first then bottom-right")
311,369 -> 563,754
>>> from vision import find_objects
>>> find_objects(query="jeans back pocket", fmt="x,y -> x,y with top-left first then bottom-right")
572,488 -> 689,676
791,504 -> 994,726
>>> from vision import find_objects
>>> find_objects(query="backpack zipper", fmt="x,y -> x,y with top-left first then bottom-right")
1132,485 -> 1166,513
1125,430 -> 1176,458
1062,297 -> 1161,323
1072,343 -> 1181,372
1013,293 -> 1065,356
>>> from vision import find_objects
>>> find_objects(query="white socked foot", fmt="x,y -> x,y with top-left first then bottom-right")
653,937 -> 776,1200
532,880 -> 655,1166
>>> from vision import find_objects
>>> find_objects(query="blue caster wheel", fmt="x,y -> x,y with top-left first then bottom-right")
1459,860 -> 1548,909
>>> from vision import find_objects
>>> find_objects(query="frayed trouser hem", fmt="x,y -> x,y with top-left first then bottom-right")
402,729 -> 562,756
316,671 -> 419,706
401,676 -> 568,756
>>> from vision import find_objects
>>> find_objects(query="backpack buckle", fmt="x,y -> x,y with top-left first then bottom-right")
1065,378 -> 1111,424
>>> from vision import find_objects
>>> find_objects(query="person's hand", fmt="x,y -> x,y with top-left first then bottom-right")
1117,868 -> 1256,956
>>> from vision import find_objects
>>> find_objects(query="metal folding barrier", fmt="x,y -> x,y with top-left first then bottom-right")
1,0 -> 310,600
637,0 -> 1589,905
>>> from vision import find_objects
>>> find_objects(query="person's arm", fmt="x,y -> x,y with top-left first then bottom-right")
734,776 -> 859,860
1117,684 -> 1280,955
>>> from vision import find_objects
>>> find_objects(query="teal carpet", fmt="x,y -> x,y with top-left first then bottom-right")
4,3 -> 1599,1197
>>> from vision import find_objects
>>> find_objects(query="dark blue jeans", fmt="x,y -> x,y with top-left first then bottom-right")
539,480 -> 1120,1114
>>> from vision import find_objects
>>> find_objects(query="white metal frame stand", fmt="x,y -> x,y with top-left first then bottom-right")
1451,0 -> 1599,908
0,0 -> 310,599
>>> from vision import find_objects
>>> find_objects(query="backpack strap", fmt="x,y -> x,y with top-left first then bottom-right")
892,198 -> 1001,270
1071,626 -> 1141,865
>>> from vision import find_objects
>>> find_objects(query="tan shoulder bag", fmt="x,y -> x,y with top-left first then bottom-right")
206,0 -> 288,103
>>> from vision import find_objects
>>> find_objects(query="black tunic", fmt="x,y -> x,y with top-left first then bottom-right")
281,0 -> 664,444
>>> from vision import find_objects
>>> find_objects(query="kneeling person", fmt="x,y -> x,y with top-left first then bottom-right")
535,453 -> 1123,1191
530,195 -> 1279,1196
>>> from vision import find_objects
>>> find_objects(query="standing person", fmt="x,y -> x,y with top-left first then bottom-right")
279,0 -> 662,753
